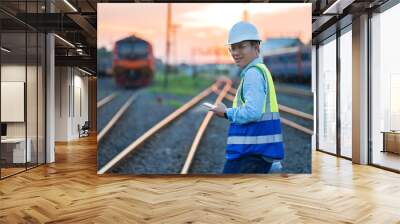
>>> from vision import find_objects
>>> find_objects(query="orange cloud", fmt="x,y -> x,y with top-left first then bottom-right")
98,3 -> 311,65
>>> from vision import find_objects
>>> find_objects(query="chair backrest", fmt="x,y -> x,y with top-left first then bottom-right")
82,121 -> 90,129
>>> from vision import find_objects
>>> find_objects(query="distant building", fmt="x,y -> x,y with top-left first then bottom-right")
177,63 -> 194,76
193,63 -> 239,77
155,58 -> 164,72
97,47 -> 113,76
261,38 -> 310,82
261,37 -> 303,54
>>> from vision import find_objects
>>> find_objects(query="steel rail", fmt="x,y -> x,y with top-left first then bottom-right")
181,80 -> 232,174
97,93 -> 137,142
97,92 -> 118,109
97,82 -> 219,174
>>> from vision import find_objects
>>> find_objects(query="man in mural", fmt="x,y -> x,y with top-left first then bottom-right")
210,21 -> 284,174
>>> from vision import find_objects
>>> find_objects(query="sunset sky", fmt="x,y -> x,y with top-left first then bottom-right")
98,3 -> 311,65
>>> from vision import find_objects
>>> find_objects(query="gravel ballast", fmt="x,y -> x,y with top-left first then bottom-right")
98,79 -> 313,174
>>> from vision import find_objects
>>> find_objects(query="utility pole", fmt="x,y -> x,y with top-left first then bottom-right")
243,9 -> 249,22
171,24 -> 180,66
191,48 -> 198,84
164,3 -> 172,88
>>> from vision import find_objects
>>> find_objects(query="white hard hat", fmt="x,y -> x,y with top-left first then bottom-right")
227,21 -> 261,45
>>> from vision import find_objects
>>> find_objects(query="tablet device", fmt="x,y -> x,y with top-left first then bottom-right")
202,102 -> 216,110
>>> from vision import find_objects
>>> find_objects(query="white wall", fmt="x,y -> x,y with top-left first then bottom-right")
1,65 -> 26,81
1,65 -> 27,138
1,65 -> 25,125
54,67 -> 89,141
55,66 -> 69,141
1,64 -> 45,164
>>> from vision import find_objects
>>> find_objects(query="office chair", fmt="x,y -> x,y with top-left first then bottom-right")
78,121 -> 90,138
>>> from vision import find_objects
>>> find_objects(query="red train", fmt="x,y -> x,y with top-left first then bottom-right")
112,35 -> 155,87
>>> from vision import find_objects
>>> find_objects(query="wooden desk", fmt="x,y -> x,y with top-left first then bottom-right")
1,138 -> 31,163
382,131 -> 400,154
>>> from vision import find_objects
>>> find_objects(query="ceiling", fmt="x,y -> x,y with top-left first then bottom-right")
0,0 -> 394,74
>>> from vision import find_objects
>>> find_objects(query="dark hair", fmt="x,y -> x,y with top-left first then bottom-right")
249,40 -> 261,53
249,40 -> 261,46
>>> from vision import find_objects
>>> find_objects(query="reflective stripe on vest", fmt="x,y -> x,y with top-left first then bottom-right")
227,134 -> 282,145
227,63 -> 284,160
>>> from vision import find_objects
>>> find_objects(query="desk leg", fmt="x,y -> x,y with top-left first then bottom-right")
382,133 -> 386,153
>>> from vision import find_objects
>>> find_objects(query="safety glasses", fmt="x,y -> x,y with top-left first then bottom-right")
228,42 -> 252,53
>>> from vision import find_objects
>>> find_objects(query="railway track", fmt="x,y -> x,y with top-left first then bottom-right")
97,93 -> 137,142
97,79 -> 230,174
97,78 -> 313,174
274,84 -> 313,98
96,90 -> 140,137
97,92 -> 118,109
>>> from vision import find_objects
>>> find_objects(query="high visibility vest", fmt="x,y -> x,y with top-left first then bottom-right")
226,63 -> 284,160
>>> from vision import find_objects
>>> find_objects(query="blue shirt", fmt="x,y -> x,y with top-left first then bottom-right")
226,56 -> 267,124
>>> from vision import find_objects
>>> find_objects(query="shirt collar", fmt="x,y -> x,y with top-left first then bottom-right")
239,56 -> 263,78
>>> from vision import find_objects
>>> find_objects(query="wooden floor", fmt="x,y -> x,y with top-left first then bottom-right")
1,135 -> 400,223
373,150 -> 400,171
1,167 -> 26,178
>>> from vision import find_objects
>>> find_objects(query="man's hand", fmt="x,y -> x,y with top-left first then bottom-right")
210,102 -> 227,118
